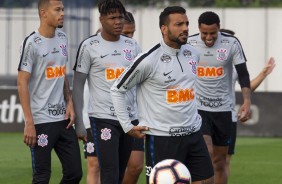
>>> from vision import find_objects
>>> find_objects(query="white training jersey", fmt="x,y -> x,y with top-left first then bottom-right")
231,65 -> 238,122
73,33 -> 141,123
111,40 -> 202,136
18,30 -> 68,124
188,32 -> 247,112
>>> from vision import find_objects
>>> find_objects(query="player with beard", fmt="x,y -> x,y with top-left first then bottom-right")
73,1 -> 142,183
188,12 -> 251,184
111,6 -> 214,184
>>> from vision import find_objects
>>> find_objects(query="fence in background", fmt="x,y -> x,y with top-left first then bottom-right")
1,7 -> 282,91
0,3 -> 93,84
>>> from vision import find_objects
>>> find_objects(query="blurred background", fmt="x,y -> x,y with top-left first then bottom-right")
0,0 -> 282,135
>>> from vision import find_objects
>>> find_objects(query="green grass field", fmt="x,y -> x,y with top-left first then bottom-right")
0,133 -> 282,183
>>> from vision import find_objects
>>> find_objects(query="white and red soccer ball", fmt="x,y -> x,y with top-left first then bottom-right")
149,159 -> 191,184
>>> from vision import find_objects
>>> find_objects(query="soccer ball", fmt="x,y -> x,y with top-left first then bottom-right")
149,159 -> 191,184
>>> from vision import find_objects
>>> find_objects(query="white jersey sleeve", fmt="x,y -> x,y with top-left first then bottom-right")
75,41 -> 91,74
231,39 -> 246,66
111,50 -> 153,133
18,33 -> 36,73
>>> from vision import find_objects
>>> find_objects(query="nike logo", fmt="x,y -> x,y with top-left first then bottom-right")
43,53 -> 49,57
163,70 -> 173,76
100,54 -> 109,58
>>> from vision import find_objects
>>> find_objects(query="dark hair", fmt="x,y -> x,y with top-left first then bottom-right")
220,29 -> 235,36
198,11 -> 220,26
38,0 -> 49,10
98,0 -> 126,16
124,11 -> 135,24
159,6 -> 186,29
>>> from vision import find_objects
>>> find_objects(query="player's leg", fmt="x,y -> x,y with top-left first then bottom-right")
225,155 -> 232,177
183,131 -> 214,184
198,110 -> 214,158
119,128 -> 134,183
145,135 -> 188,184
122,120 -> 144,184
91,117 -> 120,184
87,156 -> 100,184
122,150 -> 144,184
212,111 -> 232,184
32,123 -> 56,184
54,120 -> 82,183
226,121 -> 237,178
146,133 -> 214,184
213,146 -> 228,184
84,128 -> 100,184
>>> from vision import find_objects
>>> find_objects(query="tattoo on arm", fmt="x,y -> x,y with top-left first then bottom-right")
64,77 -> 72,103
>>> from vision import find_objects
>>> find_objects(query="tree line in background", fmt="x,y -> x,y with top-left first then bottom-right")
1,0 -> 282,8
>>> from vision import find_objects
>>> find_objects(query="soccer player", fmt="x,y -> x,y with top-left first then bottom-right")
111,6 -> 214,184
121,11 -> 144,184
82,27 -> 104,184
122,11 -> 136,38
220,29 -> 276,178
17,0 -> 82,183
72,0 -> 142,183
83,80 -> 100,184
188,12 -> 251,184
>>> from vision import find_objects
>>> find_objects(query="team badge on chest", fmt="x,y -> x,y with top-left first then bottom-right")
123,49 -> 134,62
101,128 -> 111,141
60,44 -> 67,57
216,48 -> 228,61
189,60 -> 197,74
37,134 -> 48,147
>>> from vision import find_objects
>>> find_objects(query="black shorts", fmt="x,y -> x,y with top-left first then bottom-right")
145,131 -> 214,182
90,117 -> 135,184
228,122 -> 237,155
199,110 -> 232,146
31,119 -> 82,183
131,120 -> 144,152
83,128 -> 97,158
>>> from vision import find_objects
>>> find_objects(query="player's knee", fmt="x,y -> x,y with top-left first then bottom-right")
88,164 -> 100,175
213,158 -> 226,171
62,167 -> 83,183
88,159 -> 99,168
33,171 -> 51,183
128,163 -> 143,176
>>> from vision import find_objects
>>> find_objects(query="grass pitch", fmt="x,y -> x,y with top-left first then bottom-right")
0,133 -> 281,183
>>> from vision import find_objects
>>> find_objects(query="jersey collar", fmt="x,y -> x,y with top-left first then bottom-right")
161,40 -> 180,56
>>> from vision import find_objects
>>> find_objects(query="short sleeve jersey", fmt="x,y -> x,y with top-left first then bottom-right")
188,32 -> 247,112
73,33 -> 141,121
18,30 -> 68,124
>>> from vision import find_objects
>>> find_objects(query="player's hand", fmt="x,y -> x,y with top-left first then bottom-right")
65,101 -> 76,129
238,101 -> 251,123
262,57 -> 276,76
24,122 -> 36,148
127,126 -> 148,139
77,133 -> 87,142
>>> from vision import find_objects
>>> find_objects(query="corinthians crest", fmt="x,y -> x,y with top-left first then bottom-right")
183,49 -> 192,58
38,134 -> 48,147
161,54 -> 171,63
216,48 -> 228,61
60,44 -> 67,57
123,49 -> 134,62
